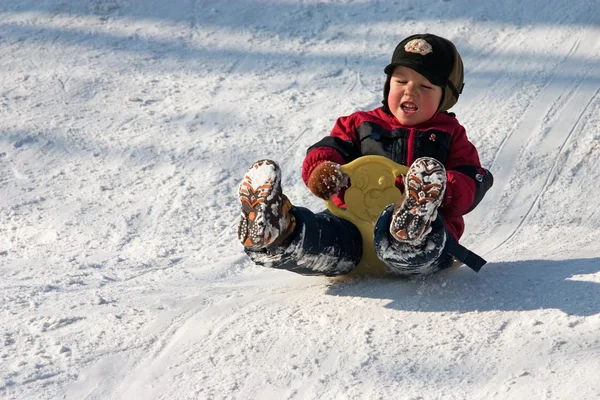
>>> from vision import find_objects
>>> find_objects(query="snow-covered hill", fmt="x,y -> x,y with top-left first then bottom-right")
1,1 -> 599,399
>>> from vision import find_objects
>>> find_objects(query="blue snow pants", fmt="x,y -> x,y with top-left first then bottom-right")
244,205 -> 454,277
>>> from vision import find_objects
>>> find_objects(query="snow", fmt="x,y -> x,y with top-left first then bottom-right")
0,0 -> 599,399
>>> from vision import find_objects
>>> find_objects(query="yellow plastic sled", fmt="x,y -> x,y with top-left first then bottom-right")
324,155 -> 408,276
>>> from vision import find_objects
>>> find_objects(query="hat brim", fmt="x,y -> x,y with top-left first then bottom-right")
384,61 -> 446,87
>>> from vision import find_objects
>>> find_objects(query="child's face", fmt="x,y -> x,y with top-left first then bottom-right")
387,66 -> 443,126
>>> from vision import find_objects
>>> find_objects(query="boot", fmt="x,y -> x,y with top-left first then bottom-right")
238,159 -> 296,249
389,157 -> 446,244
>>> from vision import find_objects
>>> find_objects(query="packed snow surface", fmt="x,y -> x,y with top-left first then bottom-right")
1,0 -> 599,399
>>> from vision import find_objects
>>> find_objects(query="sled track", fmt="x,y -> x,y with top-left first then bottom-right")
459,28 -> 528,130
486,86 -> 600,255
467,28 -> 600,255
487,35 -> 582,172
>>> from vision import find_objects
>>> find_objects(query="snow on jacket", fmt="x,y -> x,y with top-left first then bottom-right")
302,107 -> 493,241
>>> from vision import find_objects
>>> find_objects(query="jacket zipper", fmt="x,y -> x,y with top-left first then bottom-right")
406,128 -> 415,167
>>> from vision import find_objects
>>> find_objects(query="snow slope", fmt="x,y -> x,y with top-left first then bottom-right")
1,0 -> 599,399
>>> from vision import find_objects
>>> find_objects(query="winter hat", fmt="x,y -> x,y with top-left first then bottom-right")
382,33 -> 464,112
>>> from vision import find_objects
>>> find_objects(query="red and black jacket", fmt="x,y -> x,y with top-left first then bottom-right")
302,107 -> 493,241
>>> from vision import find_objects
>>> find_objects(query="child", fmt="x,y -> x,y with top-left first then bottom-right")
238,33 -> 493,276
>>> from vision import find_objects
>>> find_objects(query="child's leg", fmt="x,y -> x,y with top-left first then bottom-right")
238,159 -> 361,276
374,205 -> 454,275
245,207 -> 362,276
375,157 -> 454,275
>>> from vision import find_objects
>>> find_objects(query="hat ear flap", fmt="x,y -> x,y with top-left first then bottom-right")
438,86 -> 454,112
438,42 -> 464,112
382,74 -> 392,112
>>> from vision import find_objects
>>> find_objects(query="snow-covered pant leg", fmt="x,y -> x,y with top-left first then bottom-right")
244,207 -> 362,276
374,205 -> 453,276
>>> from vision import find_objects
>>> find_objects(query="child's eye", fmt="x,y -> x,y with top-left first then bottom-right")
394,80 -> 408,84
421,85 -> 433,90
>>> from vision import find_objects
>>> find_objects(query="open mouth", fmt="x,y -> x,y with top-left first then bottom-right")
401,102 -> 418,113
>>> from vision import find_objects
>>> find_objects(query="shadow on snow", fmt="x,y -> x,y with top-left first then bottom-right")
326,257 -> 600,317
2,0 -> 599,28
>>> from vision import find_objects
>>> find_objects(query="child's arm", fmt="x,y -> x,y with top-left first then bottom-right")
442,126 -> 493,216
301,115 -> 362,186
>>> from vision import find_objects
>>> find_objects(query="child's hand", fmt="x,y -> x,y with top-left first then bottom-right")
307,161 -> 348,200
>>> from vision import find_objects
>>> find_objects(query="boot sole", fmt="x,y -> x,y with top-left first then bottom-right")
238,160 -> 285,248
390,158 -> 446,243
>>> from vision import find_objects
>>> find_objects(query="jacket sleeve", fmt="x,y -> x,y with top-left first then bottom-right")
442,125 -> 493,216
301,115 -> 362,185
